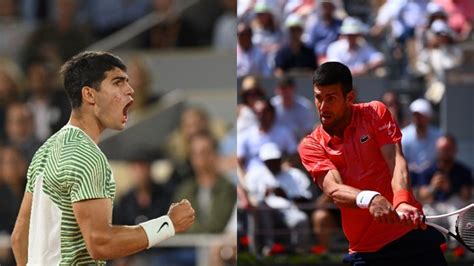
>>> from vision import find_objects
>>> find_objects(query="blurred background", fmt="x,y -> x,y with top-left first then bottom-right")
0,0 -> 237,266
237,0 -> 474,265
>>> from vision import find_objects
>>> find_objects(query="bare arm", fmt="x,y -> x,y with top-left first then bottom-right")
380,143 -> 410,193
316,169 -> 361,208
73,198 -> 194,260
381,143 -> 424,227
11,192 -> 33,266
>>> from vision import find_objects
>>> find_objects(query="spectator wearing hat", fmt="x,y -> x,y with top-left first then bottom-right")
434,0 -> 474,41
416,19 -> 462,103
304,0 -> 343,62
401,98 -> 442,182
416,2 -> 449,51
326,17 -> 385,76
237,22 -> 271,78
245,142 -> 312,254
251,2 -> 283,69
238,75 -> 266,134
270,76 -> 316,141
274,14 -> 317,77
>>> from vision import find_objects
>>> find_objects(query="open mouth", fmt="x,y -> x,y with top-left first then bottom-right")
122,100 -> 134,122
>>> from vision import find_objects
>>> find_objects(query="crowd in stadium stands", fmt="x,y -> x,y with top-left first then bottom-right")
237,0 -> 474,258
0,1 -> 237,266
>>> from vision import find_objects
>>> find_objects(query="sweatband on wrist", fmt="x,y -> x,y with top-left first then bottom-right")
393,189 -> 417,209
356,190 -> 380,209
139,215 -> 175,249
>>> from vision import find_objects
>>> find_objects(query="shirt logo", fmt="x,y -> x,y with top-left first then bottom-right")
157,222 -> 169,234
360,135 -> 370,143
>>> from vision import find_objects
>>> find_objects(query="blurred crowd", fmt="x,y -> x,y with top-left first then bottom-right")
237,0 -> 474,259
0,0 -> 237,266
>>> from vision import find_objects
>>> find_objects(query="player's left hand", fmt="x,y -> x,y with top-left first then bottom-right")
396,203 -> 426,229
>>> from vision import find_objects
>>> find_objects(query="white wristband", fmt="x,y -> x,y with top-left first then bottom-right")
356,190 -> 380,209
140,215 -> 175,248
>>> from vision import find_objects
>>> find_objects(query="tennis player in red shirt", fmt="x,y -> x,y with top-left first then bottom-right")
299,62 -> 446,265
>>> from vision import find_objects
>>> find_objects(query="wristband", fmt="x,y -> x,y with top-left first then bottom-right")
356,190 -> 380,209
393,189 -> 417,209
140,215 -> 175,248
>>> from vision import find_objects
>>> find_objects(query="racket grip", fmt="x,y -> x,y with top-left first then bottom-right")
396,211 -> 426,223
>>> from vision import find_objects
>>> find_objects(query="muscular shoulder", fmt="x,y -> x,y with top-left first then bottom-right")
356,101 -> 388,119
298,128 -> 325,157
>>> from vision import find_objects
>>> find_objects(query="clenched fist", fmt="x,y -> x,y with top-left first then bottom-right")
168,199 -> 195,233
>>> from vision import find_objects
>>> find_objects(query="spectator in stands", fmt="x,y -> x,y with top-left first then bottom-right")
174,132 -> 236,233
0,146 -> 27,265
21,0 -> 92,67
304,0 -> 343,62
237,22 -> 271,78
381,90 -> 406,127
213,0 -> 237,51
416,19 -> 462,103
24,57 -> 71,141
251,2 -> 283,67
270,76 -> 316,141
274,14 -> 317,77
126,57 -> 159,116
434,0 -> 474,41
237,99 -> 297,175
0,145 -> 27,234
245,142 -> 312,254
4,102 -> 42,162
147,0 -> 184,49
402,98 -> 442,182
237,75 -> 266,134
0,59 -> 23,140
327,17 -> 385,76
417,134 -> 472,231
112,155 -> 173,266
371,0 -> 429,77
416,2 -> 449,51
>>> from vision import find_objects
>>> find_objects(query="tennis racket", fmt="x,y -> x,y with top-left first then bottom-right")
418,203 -> 474,252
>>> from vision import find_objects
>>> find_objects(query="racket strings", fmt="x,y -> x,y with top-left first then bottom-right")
456,208 -> 474,250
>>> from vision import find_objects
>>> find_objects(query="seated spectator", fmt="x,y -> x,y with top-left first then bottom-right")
0,59 -> 23,140
4,102 -> 42,162
274,14 -> 317,77
417,134 -> 472,232
126,57 -> 160,116
434,0 -> 474,40
112,155 -> 173,265
24,57 -> 71,141
251,2 -> 283,67
416,2 -> 449,51
237,75 -> 266,134
381,90 -> 406,127
237,22 -> 271,78
237,99 -> 297,175
270,76 -> 316,141
402,98 -> 442,181
245,142 -> 312,254
416,19 -> 462,103
327,17 -> 385,76
174,132 -> 236,233
304,0 -> 342,62
0,146 -> 27,265
21,0 -> 92,66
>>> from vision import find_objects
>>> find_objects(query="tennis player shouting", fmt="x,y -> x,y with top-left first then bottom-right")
299,62 -> 446,265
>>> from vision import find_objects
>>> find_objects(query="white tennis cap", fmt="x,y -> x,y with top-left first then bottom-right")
409,98 -> 433,117
259,143 -> 282,161
285,14 -> 304,28
340,17 -> 367,35
431,19 -> 454,37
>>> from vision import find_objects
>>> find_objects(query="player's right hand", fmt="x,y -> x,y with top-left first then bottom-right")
167,199 -> 195,233
369,195 -> 400,224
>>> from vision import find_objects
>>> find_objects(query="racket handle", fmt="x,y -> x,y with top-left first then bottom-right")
397,211 -> 426,223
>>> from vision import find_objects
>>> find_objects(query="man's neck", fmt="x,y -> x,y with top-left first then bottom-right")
331,107 -> 352,138
68,110 -> 104,144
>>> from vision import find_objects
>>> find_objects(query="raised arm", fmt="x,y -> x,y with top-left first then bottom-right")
11,192 -> 33,266
73,198 -> 195,260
